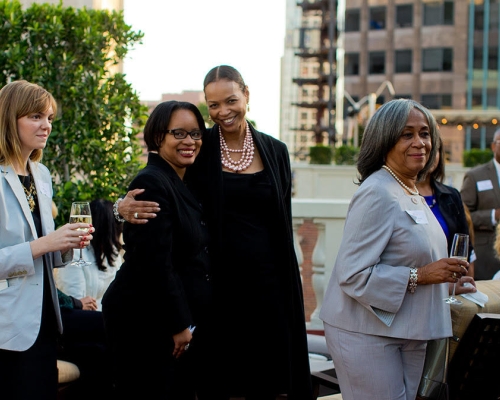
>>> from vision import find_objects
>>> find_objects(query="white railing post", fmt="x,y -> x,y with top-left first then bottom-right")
309,221 -> 326,329
293,218 -> 304,278
292,199 -> 350,330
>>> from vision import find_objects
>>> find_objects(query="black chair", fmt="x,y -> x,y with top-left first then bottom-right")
447,313 -> 500,400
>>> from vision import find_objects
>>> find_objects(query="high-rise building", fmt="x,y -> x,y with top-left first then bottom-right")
282,0 -> 500,163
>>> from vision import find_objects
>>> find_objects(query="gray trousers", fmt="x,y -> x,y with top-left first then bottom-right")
324,323 -> 427,400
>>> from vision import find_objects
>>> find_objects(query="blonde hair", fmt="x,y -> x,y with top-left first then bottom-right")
0,80 -> 57,169
51,201 -> 58,219
494,222 -> 500,261
463,202 -> 475,247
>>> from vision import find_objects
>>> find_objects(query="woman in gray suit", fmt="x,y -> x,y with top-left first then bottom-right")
319,99 -> 469,400
0,80 -> 93,399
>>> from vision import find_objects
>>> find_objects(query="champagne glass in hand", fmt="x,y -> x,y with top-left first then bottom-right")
444,233 -> 469,305
69,202 -> 92,267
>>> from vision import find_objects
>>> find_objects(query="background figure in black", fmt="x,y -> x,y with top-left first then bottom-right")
57,289 -> 113,400
416,136 -> 477,283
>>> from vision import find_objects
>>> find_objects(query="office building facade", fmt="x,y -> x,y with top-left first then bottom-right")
282,0 -> 500,163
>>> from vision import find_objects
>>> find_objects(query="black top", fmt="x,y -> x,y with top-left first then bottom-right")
219,170 -> 290,393
432,179 -> 474,260
19,174 -> 41,236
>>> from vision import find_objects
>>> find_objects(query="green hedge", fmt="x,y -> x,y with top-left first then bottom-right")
309,145 -> 332,165
334,145 -> 359,165
463,149 -> 493,167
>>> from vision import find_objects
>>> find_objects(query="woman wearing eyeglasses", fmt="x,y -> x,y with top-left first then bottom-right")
101,100 -> 212,399
115,65 -> 313,400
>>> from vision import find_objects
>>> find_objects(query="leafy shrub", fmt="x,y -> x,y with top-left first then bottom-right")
334,145 -> 359,165
309,145 -> 332,165
463,149 -> 493,167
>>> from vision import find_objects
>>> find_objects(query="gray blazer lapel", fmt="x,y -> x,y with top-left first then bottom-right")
29,161 -> 53,236
3,165 -> 37,238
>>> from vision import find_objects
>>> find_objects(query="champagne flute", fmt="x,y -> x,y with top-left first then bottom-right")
69,202 -> 92,267
444,233 -> 469,305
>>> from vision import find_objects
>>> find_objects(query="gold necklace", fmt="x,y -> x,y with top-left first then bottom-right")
382,165 -> 419,196
21,175 -> 37,211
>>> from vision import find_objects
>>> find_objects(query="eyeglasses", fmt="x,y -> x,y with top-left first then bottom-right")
165,129 -> 203,140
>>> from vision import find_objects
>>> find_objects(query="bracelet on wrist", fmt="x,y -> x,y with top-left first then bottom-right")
113,198 -> 126,223
408,267 -> 418,294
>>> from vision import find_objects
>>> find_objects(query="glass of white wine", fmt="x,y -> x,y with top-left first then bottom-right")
444,233 -> 469,305
69,201 -> 92,267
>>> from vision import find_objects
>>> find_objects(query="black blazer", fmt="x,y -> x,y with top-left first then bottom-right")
103,153 -> 211,335
433,180 -> 474,260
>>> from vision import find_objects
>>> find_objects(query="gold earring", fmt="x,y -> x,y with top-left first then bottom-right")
247,103 -> 250,112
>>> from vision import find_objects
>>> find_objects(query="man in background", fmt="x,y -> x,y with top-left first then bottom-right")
460,128 -> 500,280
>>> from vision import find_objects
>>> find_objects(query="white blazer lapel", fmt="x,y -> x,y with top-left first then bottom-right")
29,161 -> 54,236
3,165 -> 38,238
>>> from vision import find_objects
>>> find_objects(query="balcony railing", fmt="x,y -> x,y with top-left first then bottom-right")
293,198 -> 349,330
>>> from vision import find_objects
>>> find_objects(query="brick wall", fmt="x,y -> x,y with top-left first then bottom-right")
298,219 -> 318,322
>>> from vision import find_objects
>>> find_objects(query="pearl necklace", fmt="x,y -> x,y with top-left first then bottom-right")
382,165 -> 419,196
219,124 -> 255,172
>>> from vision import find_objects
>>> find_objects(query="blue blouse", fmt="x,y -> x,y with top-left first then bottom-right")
424,194 -> 450,240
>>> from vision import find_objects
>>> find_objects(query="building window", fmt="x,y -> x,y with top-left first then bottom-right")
473,47 -> 499,70
422,48 -> 453,72
345,9 -> 360,32
395,50 -> 412,73
369,51 -> 385,74
472,89 -> 499,108
345,53 -> 359,75
396,4 -> 413,28
370,6 -> 386,30
421,94 -> 452,109
423,1 -> 454,26
474,2 -> 500,30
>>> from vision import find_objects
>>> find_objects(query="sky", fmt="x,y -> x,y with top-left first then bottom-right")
122,0 -> 287,138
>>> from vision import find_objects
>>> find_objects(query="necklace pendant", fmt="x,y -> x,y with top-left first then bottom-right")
28,196 -> 35,211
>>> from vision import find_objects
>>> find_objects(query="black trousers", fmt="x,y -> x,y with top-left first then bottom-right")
0,284 -> 58,400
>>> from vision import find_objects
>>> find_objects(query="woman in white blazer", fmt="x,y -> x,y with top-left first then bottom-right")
319,99 -> 470,400
0,80 -> 93,400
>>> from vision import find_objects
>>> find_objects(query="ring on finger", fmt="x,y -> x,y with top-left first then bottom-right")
452,272 -> 457,279
134,212 -> 139,219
